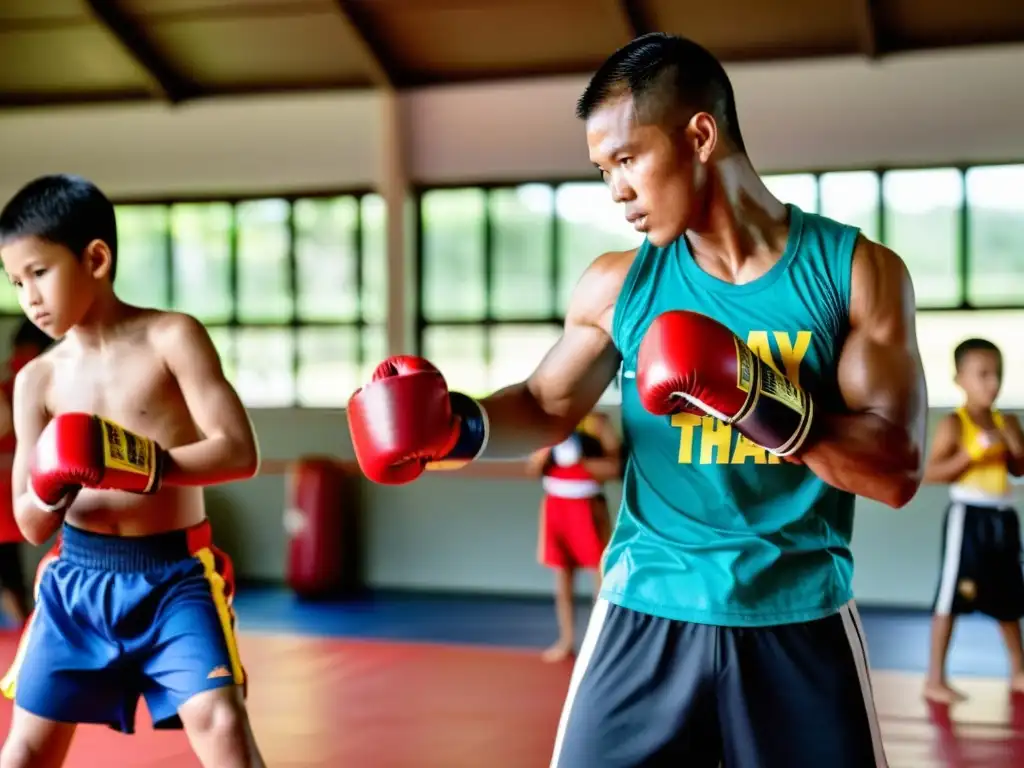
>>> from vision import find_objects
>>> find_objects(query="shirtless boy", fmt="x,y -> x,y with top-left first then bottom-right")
0,174 -> 264,768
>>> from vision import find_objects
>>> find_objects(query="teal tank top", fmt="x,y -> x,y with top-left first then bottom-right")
605,205 -> 858,627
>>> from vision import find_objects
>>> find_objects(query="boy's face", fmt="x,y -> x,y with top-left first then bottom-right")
955,349 -> 1003,408
0,236 -> 99,338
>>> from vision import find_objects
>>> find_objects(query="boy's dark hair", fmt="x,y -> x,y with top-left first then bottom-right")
954,338 -> 1001,371
576,33 -> 745,152
13,317 -> 53,354
0,174 -> 118,281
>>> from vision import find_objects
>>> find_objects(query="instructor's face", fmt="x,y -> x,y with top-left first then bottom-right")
586,95 -> 707,248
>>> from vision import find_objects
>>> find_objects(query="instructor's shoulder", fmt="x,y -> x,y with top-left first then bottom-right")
849,235 -> 916,330
567,248 -> 639,330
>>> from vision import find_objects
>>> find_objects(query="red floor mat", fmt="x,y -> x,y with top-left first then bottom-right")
0,632 -> 570,767
0,630 -> 1021,766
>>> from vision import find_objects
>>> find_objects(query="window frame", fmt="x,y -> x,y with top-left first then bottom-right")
0,188 -> 379,409
4,160 -> 1018,408
413,163 -> 1024,404
412,180 -> 595,374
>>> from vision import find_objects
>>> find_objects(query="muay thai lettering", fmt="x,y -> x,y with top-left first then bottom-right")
674,330 -> 812,465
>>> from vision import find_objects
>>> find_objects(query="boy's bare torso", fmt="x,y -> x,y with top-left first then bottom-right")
35,309 -> 206,537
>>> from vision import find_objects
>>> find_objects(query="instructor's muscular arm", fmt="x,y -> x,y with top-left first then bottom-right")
800,238 -> 927,507
11,360 -> 62,545
157,313 -> 260,486
476,250 -> 628,459
348,251 -> 630,484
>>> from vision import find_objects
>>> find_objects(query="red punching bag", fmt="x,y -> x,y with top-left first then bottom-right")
284,457 -> 355,598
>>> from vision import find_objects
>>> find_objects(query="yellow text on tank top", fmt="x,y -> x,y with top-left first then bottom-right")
952,406 -> 1011,505
670,330 -> 811,466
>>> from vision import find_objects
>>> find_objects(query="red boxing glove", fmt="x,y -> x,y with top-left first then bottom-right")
30,413 -> 165,512
347,356 -> 489,486
637,311 -> 815,458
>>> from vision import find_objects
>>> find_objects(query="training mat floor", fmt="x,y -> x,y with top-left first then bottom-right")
0,631 -> 1019,766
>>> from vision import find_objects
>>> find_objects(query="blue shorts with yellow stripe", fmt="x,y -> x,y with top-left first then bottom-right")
0,520 -> 245,734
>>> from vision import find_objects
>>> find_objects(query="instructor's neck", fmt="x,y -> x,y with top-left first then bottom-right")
687,155 -> 790,277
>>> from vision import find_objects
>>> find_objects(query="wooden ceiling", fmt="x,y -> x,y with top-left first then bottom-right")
0,0 -> 1022,108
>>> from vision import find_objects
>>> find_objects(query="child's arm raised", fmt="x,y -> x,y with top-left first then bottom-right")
1000,413 -> 1024,477
582,413 -> 622,483
525,448 -> 551,478
923,414 -> 971,484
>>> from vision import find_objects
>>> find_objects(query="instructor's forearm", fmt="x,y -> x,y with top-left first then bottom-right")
801,413 -> 922,508
477,382 -> 579,460
163,434 -> 260,486
15,493 -> 63,546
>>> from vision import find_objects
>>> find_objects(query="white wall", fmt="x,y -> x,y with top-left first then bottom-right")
2,43 -> 1022,199
164,407 -> 1024,608
0,92 -> 383,202
2,44 -> 1024,607
405,45 -> 1024,182
361,416 -> 1020,608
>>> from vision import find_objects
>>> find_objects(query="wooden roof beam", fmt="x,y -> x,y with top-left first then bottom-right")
333,0 -> 400,89
83,0 -> 198,104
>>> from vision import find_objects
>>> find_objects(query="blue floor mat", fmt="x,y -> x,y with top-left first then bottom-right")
230,587 -> 1016,678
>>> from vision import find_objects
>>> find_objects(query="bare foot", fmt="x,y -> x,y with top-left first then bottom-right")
1009,673 -> 1024,695
541,641 -> 575,663
923,681 -> 968,704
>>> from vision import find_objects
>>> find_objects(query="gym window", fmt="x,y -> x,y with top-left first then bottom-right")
415,165 -> 1024,408
416,183 -> 644,401
0,193 -> 387,409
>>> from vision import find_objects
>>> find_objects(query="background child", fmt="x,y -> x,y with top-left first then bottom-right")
0,319 -> 53,627
922,337 -> 1024,704
526,412 -> 621,662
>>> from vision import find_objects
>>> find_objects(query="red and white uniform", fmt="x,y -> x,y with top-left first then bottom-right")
0,361 -> 24,545
538,432 -> 608,570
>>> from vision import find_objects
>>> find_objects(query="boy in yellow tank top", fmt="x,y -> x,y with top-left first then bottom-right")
923,338 -> 1024,704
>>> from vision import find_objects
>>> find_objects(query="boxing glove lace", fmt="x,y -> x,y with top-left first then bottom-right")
637,310 -> 815,457
30,413 -> 165,512
347,356 -> 489,485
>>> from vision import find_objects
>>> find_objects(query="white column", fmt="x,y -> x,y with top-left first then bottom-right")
377,88 -> 414,357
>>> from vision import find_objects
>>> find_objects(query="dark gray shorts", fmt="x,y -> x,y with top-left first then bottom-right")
549,599 -> 887,767
933,502 -> 1024,621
